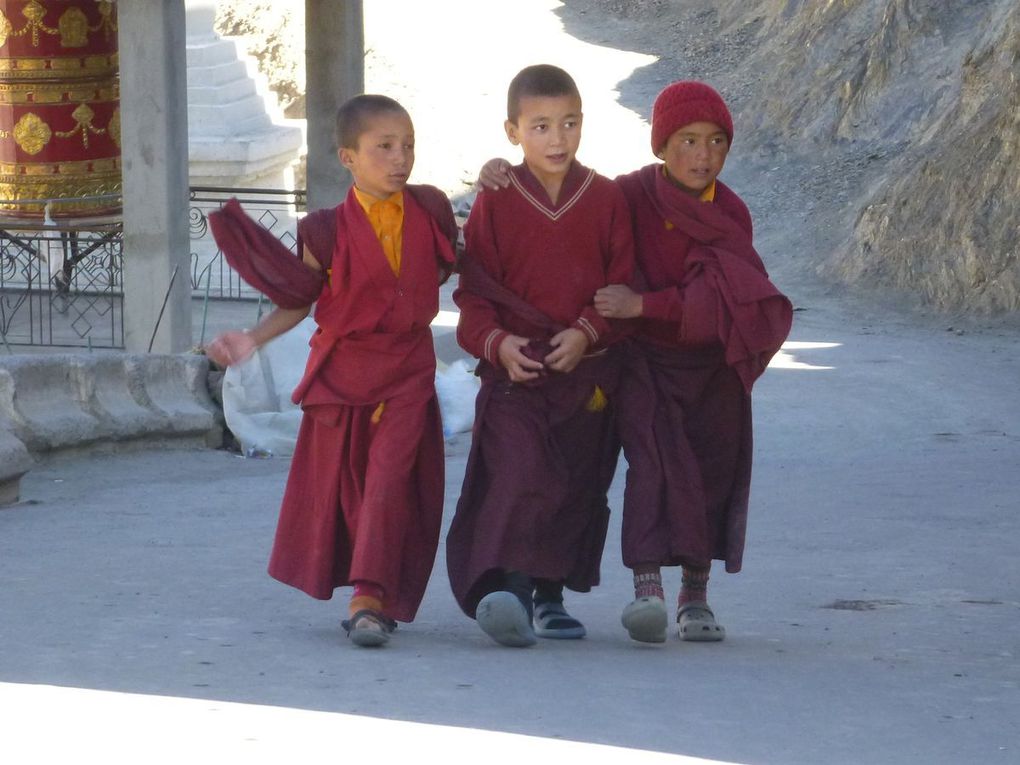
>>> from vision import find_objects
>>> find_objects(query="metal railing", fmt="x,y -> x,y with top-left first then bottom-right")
0,187 -> 305,350
0,197 -> 124,350
189,186 -> 306,301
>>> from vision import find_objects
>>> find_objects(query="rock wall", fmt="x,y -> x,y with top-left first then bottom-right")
835,2 -> 1020,312
569,0 -> 1020,314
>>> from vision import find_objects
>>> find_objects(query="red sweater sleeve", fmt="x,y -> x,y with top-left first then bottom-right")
572,182 -> 635,347
641,284 -> 683,323
453,190 -> 510,365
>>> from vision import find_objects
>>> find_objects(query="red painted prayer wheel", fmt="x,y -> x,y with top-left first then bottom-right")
0,0 -> 120,219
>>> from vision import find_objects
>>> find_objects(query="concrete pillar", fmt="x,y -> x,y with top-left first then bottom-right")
119,0 -> 192,353
305,0 -> 364,211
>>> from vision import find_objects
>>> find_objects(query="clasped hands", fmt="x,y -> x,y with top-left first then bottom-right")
498,327 -> 589,383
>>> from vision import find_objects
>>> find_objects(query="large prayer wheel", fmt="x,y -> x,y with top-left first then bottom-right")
0,0 -> 120,219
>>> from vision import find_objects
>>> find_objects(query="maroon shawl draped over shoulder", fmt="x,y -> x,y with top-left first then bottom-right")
292,186 -> 456,409
208,198 -> 323,309
208,185 -> 458,311
635,164 -> 792,391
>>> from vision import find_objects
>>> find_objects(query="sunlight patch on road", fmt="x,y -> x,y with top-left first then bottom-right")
0,682 -> 745,765
769,340 -> 840,370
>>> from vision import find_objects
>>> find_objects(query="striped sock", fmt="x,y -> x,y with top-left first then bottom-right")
633,566 -> 664,600
679,565 -> 710,607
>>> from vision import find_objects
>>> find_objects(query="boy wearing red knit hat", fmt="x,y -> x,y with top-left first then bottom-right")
594,80 -> 792,643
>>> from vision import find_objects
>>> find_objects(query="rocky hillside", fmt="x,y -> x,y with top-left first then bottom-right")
563,0 -> 1020,314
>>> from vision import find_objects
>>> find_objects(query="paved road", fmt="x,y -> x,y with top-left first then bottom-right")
2,287 -> 1018,765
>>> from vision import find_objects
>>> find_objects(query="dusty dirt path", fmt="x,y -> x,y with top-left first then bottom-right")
363,0 -> 657,198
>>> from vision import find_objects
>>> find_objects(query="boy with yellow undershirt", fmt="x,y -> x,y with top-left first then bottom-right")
207,95 -> 457,647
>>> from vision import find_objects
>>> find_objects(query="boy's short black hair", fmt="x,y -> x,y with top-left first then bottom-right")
506,64 -> 581,123
334,94 -> 410,150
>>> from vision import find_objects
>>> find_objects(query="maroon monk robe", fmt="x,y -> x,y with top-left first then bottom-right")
614,165 -> 792,573
447,162 -> 635,617
261,185 -> 454,623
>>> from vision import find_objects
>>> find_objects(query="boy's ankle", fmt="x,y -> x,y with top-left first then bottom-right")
533,577 -> 564,606
348,594 -> 383,617
679,565 -> 710,606
504,571 -> 535,619
633,565 -> 664,601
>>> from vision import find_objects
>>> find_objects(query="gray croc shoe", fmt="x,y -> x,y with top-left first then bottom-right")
621,596 -> 668,643
677,601 -> 726,642
476,591 -> 537,647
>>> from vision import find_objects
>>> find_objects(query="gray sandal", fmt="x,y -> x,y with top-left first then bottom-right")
677,601 -> 725,642
533,600 -> 586,639
341,609 -> 395,647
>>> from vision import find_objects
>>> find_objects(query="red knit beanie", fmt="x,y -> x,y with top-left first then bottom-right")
650,81 -> 733,156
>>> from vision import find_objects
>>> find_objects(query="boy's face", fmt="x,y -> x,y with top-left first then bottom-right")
504,94 -> 583,185
338,110 -> 415,199
661,121 -> 729,196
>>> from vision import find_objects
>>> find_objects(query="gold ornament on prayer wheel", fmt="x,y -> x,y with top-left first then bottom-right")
0,0 -> 120,219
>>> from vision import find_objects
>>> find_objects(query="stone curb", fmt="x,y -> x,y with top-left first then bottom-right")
0,354 -> 222,505
0,428 -> 31,505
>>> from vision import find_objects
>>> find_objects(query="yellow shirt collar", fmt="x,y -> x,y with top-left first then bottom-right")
353,186 -> 404,213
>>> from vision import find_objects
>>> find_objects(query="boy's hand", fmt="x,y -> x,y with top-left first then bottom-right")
594,284 -> 643,319
544,328 -> 590,373
497,334 -> 545,382
205,330 -> 256,368
477,158 -> 512,191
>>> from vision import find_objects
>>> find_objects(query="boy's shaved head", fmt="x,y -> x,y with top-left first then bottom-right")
334,94 -> 410,150
506,64 -> 581,123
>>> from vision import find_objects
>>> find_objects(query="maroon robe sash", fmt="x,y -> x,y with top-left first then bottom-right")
637,164 -> 792,391
208,198 -> 324,309
207,184 -> 455,316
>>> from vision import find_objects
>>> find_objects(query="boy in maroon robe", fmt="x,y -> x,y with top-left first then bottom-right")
206,95 -> 456,648
593,81 -> 792,643
447,65 -> 635,647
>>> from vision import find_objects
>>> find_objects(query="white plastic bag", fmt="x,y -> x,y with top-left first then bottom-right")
435,358 -> 479,438
223,320 -> 479,452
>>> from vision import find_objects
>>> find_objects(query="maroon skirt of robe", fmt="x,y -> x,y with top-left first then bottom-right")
268,394 -> 445,623
616,338 -> 752,573
446,353 -> 620,617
